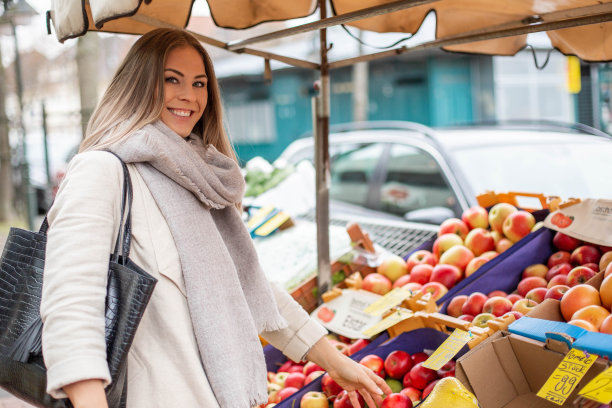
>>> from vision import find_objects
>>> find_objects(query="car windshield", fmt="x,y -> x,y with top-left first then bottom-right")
450,139 -> 612,200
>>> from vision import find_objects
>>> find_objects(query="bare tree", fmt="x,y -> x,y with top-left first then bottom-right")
77,33 -> 99,138
0,44 -> 13,222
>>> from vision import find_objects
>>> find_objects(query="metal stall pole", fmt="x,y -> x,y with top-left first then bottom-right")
315,0 -> 331,299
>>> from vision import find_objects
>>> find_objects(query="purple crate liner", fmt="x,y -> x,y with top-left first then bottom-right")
275,328 -> 469,408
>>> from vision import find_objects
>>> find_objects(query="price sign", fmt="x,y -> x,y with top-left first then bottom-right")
578,365 -> 612,404
361,309 -> 413,337
536,348 -> 598,406
364,288 -> 411,316
422,329 -> 471,371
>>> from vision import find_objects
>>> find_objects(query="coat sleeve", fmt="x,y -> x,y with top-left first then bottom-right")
40,151 -> 124,398
260,283 -> 327,363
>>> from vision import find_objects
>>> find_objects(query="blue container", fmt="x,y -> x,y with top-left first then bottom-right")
274,328 -> 470,408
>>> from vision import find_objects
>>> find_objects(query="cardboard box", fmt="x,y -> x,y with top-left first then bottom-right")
455,331 -> 609,408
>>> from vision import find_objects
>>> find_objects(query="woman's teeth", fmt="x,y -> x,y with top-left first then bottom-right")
170,108 -> 191,117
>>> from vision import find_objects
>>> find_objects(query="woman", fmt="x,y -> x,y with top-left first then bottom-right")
40,28 -> 391,408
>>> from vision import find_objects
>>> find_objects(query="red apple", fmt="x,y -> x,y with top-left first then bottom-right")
547,274 -> 568,288
548,251 -> 571,268
545,285 -> 570,301
502,211 -> 535,243
400,387 -> 421,404
472,312 -> 496,328
277,360 -> 294,373
482,296 -> 513,317
465,256 -> 488,278
464,228 -> 495,256
432,233 -> 463,261
488,290 -> 507,298
420,282 -> 448,301
402,282 -> 423,293
305,370 -> 325,385
462,292 -> 488,316
273,372 -> 290,387
422,379 -> 440,399
525,287 -> 548,304
512,298 -> 539,315
503,310 -> 524,320
570,245 -> 601,266
359,354 -> 385,377
277,387 -> 299,402
384,350 -> 413,379
408,363 -> 438,390
517,276 -> 547,297
405,250 -> 436,273
321,373 -> 343,401
362,273 -> 392,295
446,295 -> 468,318
481,251 -> 499,261
488,203 -> 518,234
381,393 -> 412,408
566,266 -> 597,287
408,264 -> 434,285
439,245 -> 474,272
461,206 -> 489,230
430,264 -> 462,289
300,391 -> 329,408
495,238 -> 513,254
458,314 -> 474,322
333,390 -> 364,408
378,255 -> 409,283
284,372 -> 306,389
436,360 -> 456,378
393,274 -> 413,289
347,339 -> 370,356
545,262 -> 572,282
288,365 -> 305,373
506,294 -> 523,304
553,232 -> 582,252
411,352 -> 429,365
522,264 -> 548,280
582,263 -> 599,272
438,218 -> 469,240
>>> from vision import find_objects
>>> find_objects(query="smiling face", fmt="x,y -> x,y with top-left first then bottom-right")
160,45 -> 208,137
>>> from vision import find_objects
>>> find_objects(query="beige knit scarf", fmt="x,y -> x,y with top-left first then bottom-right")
111,120 -> 287,408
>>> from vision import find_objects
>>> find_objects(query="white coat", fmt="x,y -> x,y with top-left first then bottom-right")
40,151 -> 327,407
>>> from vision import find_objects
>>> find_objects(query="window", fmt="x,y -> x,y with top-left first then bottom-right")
377,144 -> 455,216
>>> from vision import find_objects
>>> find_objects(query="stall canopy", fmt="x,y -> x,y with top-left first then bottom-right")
47,0 -> 612,296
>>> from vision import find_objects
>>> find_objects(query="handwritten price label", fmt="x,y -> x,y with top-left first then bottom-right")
364,288 -> 411,316
536,348 -> 598,405
362,309 -> 413,337
422,329 -> 471,371
578,365 -> 612,404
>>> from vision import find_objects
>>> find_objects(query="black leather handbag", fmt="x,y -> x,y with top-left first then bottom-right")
0,152 -> 157,407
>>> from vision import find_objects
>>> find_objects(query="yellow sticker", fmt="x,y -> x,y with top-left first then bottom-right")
364,288 -> 412,316
254,212 -> 290,237
247,205 -> 276,229
578,365 -> 612,404
362,309 -> 413,337
536,348 -> 598,406
422,329 -> 471,371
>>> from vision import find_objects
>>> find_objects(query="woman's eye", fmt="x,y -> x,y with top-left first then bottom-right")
194,81 -> 207,88
165,76 -> 179,84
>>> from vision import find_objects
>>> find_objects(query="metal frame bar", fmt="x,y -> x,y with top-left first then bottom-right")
329,4 -> 612,69
226,0 -> 439,51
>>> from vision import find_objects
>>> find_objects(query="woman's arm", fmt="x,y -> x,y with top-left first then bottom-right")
306,336 -> 392,408
63,380 -> 108,408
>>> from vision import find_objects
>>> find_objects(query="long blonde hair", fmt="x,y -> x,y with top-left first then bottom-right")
80,28 -> 237,165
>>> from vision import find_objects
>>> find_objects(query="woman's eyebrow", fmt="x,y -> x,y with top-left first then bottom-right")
165,68 -> 207,79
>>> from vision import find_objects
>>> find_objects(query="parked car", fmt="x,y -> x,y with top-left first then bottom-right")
275,121 -> 612,224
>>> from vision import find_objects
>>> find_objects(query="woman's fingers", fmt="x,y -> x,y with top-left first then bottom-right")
366,365 -> 393,395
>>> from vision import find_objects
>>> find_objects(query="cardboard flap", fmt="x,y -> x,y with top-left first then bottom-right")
501,392 -> 557,408
509,335 -> 566,393
491,336 -> 531,395
524,298 -> 563,321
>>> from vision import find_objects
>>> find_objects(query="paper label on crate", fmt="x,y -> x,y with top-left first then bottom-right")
310,289 -> 382,339
536,348 -> 598,406
422,329 -> 471,371
362,309 -> 414,337
544,199 -> 612,246
578,365 -> 612,404
364,288 -> 412,316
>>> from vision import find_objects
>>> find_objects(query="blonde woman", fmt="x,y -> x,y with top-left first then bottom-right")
40,28 -> 391,408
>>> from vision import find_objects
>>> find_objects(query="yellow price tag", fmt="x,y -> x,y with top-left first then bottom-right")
422,329 -> 471,371
536,348 -> 598,406
254,212 -> 290,237
362,309 -> 413,337
578,365 -> 612,404
364,288 -> 411,316
247,205 -> 275,229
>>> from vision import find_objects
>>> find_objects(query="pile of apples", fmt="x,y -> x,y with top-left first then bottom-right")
444,231 -> 612,328
300,350 -> 457,408
360,204 -> 536,301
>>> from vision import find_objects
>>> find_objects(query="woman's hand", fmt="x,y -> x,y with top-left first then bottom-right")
305,336 -> 392,407
63,379 -> 108,408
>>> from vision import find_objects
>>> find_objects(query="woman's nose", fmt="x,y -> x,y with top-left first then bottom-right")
179,84 -> 196,101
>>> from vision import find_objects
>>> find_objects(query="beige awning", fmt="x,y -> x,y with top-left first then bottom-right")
49,0 -> 612,62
